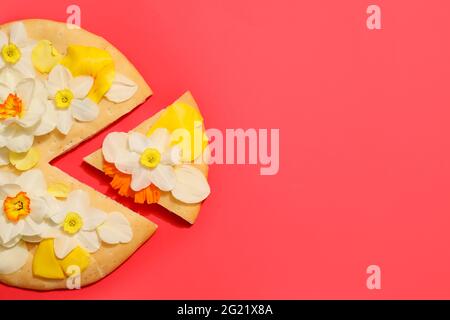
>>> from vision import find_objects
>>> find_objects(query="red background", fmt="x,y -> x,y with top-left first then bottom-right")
1,0 -> 450,299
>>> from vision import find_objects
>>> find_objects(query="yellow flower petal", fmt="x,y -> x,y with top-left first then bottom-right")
31,40 -> 62,73
9,147 -> 40,171
32,239 -> 65,280
47,182 -> 71,199
61,45 -> 115,103
147,102 -> 208,161
32,239 -> 91,279
59,246 -> 90,277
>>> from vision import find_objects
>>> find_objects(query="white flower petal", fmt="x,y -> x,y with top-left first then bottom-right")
54,236 -> 78,259
69,76 -> 93,99
16,169 -> 47,195
13,53 -> 35,78
0,148 -> 9,166
71,98 -> 99,122
0,184 -> 21,198
21,235 -> 42,243
0,83 -> 11,101
49,209 -> 67,225
102,132 -> 128,163
0,215 -> 24,244
0,172 -> 16,184
0,31 -> 7,50
46,82 -> 61,98
32,77 -> 48,100
15,78 -> 35,110
56,109 -> 73,135
0,241 -> 28,274
4,126 -> 34,153
115,151 -> 140,174
38,220 -> 62,239
17,98 -> 46,128
130,167 -> 152,192
33,101 -> 57,136
81,208 -> 107,231
66,189 -> 90,214
128,132 -> 151,154
43,195 -> 61,217
0,67 -> 22,90
147,128 -> 170,153
172,165 -> 211,203
29,196 -> 49,223
9,22 -> 28,46
2,235 -> 21,248
97,212 -> 132,244
105,73 -> 138,103
76,230 -> 100,253
21,216 -> 41,236
48,65 -> 72,90
161,145 -> 182,165
148,164 -> 176,192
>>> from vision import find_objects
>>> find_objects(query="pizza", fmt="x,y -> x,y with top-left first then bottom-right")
0,19 -> 210,290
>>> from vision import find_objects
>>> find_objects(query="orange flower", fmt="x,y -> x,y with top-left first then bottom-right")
3,191 -> 31,222
0,94 -> 23,120
103,161 -> 161,204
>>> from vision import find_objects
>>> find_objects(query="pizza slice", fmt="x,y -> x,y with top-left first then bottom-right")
0,19 -> 156,290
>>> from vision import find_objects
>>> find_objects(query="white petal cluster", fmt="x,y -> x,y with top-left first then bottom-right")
0,22 -> 138,165
103,128 -> 210,204
0,169 -> 133,274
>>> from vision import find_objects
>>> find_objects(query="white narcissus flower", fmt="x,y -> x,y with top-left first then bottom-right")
104,73 -> 138,103
0,68 -> 47,153
0,22 -> 35,78
47,190 -> 107,259
102,128 -> 211,204
0,242 -> 28,275
46,65 -> 98,135
0,147 -> 8,166
0,170 -> 58,274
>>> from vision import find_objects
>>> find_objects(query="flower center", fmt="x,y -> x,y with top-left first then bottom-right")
140,148 -> 161,169
63,212 -> 83,235
1,43 -> 21,64
0,94 -> 24,120
55,89 -> 74,109
3,191 -> 31,222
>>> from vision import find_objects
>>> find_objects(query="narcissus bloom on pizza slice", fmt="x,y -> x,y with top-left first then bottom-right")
0,170 -> 59,274
0,22 -> 35,78
103,128 -> 210,204
0,69 -> 49,153
46,189 -> 132,259
0,169 -> 135,276
44,64 -> 97,135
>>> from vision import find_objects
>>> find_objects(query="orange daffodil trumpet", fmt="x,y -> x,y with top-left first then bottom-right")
0,169 -> 133,276
0,170 -> 58,274
0,22 -> 139,168
0,70 -> 48,153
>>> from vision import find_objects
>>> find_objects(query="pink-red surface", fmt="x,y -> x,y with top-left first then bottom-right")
1,0 -> 450,299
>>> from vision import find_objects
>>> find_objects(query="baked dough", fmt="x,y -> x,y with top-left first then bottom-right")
0,19 -> 156,290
